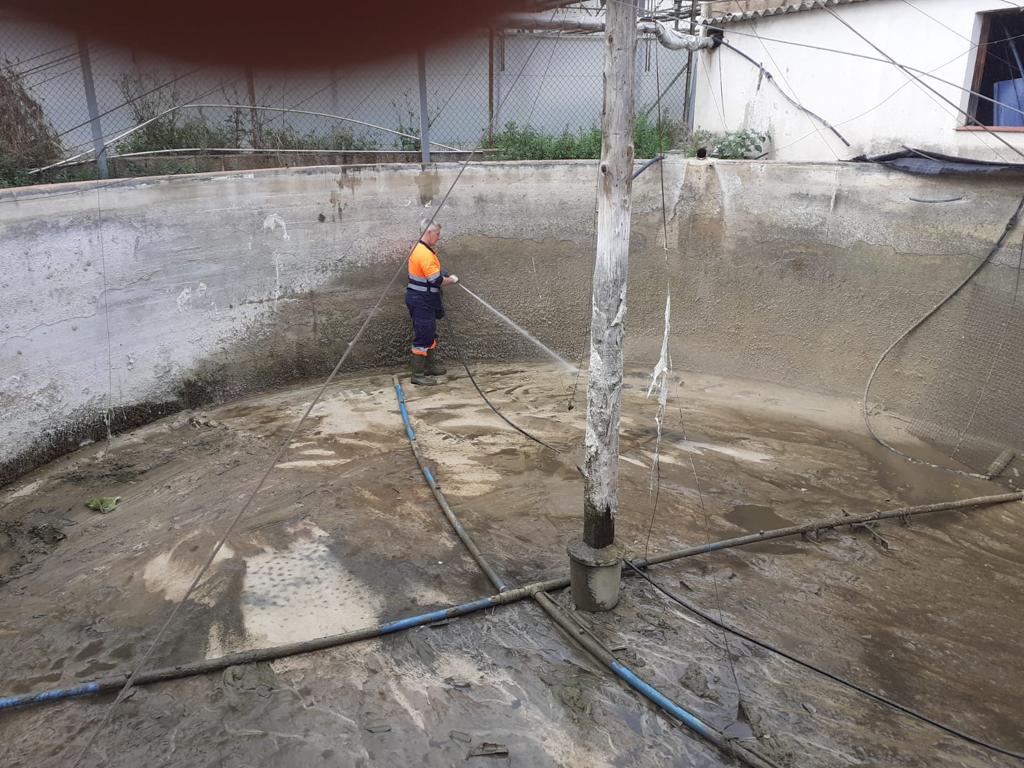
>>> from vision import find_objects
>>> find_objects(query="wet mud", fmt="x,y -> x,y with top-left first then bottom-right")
0,364 -> 1021,767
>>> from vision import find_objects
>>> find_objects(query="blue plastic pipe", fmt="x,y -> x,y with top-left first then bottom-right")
0,682 -> 102,711
392,376 -> 775,768
0,578 -> 566,713
610,662 -> 719,742
392,377 -> 508,591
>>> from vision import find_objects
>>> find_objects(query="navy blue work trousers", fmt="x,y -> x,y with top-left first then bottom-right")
406,293 -> 441,354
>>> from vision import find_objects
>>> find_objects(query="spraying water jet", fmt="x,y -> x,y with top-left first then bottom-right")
457,283 -> 579,373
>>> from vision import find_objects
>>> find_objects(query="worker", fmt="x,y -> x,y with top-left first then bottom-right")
406,218 -> 459,385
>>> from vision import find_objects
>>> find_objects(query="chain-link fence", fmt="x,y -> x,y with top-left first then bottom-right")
0,13 -> 694,187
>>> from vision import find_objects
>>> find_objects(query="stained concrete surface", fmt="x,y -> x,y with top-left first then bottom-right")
6,159 -> 1024,484
1,363 -> 1021,767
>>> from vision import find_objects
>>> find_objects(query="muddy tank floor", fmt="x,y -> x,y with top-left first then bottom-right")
1,363 -> 1021,767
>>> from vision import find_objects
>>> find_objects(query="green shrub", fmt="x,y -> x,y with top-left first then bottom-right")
483,114 -> 677,161
113,73 -> 245,154
260,125 -> 379,151
115,115 -> 242,154
0,60 -> 63,187
710,129 -> 768,159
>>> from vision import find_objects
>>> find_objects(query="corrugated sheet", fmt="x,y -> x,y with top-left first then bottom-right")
704,0 -> 872,25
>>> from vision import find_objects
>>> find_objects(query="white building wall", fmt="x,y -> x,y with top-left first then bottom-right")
694,0 -> 1024,161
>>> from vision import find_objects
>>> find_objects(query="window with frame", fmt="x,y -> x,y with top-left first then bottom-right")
968,10 -> 1024,127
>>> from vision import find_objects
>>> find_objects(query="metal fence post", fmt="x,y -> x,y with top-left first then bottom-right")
488,30 -> 495,144
683,0 -> 698,130
77,33 -> 108,179
417,49 -> 430,164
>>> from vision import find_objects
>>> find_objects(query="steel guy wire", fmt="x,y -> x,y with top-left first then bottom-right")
755,35 -> 1012,158
32,102 -> 462,174
717,35 -> 727,130
429,48 -> 481,134
897,0 -> 1020,76
709,22 -> 1024,67
713,24 -> 1024,126
741,13 -> 841,161
823,5 -> 1024,162
67,12 -> 562,764
527,7 -> 567,126
626,560 -> 1024,761
53,66 -> 205,141
718,28 -> 1016,162
4,40 -> 77,70
654,37 -> 669,253
15,71 -> 233,170
15,47 -> 80,78
697,47 -> 728,130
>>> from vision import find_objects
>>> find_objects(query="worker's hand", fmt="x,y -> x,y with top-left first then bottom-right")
444,274 -> 459,285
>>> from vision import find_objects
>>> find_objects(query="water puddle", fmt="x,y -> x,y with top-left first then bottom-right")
725,504 -> 792,531
724,504 -> 798,554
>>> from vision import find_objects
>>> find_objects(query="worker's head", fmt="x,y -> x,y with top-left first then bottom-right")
420,218 -> 442,247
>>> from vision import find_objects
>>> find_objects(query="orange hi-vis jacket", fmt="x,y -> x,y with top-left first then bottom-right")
406,241 -> 445,305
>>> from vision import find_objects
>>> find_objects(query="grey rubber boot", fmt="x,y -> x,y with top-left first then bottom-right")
425,347 -> 447,376
410,353 -> 438,386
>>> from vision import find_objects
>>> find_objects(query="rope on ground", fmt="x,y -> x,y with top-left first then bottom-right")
862,194 -> 1024,479
70,260 -> 410,768
677,400 -> 749,733
625,561 -> 1024,762
66,17 -> 569,762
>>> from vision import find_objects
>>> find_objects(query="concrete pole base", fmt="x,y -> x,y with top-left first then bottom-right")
567,537 -> 624,612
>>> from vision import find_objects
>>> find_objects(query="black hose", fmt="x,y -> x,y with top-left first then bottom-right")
442,314 -> 564,454
861,194 -> 1024,479
394,377 -> 780,768
632,154 -> 664,180
626,562 -> 1024,761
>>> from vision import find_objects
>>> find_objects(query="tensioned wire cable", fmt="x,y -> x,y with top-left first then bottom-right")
66,9 -> 562,765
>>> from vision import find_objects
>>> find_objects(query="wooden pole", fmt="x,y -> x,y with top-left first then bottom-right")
583,0 -> 639,550
568,0 -> 639,611
682,0 -> 698,129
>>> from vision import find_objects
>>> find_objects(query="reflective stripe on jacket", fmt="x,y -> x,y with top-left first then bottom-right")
407,241 -> 443,294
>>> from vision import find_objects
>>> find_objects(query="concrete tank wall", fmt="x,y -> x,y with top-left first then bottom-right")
2,158 -> 1022,484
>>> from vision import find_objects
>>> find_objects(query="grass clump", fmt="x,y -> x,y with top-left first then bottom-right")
483,114 -> 676,160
